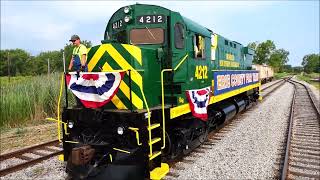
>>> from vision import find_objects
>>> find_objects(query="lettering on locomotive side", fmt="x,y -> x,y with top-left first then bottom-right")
231,73 -> 245,87
214,71 -> 259,95
226,53 -> 235,61
217,74 -> 231,90
112,20 -> 123,29
219,60 -> 240,67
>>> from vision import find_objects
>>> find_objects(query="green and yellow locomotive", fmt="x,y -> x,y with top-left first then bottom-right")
60,4 -> 259,179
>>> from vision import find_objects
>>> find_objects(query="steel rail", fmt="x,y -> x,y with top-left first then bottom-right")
0,140 -> 59,161
261,76 -> 292,92
280,81 -> 296,180
261,79 -> 285,91
261,79 -> 287,99
290,79 -> 320,117
0,139 -> 62,177
280,80 -> 320,180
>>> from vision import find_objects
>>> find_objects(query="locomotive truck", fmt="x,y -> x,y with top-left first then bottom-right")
58,3 -> 260,180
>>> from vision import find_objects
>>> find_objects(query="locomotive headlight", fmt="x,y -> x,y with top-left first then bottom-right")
68,121 -> 74,128
117,126 -> 124,135
124,15 -> 131,23
124,6 -> 130,14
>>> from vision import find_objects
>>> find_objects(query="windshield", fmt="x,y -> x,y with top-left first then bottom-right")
130,28 -> 164,45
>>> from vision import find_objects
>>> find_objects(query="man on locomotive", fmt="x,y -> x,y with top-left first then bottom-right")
68,34 -> 88,72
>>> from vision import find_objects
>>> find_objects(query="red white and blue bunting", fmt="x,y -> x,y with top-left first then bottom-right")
66,72 -> 125,108
186,86 -> 211,121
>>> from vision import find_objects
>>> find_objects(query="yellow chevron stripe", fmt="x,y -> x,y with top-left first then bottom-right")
122,44 -> 142,66
88,45 -> 107,71
104,44 -> 143,88
102,62 -> 143,109
111,94 -> 128,109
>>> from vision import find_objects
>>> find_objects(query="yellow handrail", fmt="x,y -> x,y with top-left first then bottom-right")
160,69 -> 172,149
52,73 -> 65,142
173,54 -> 188,71
128,127 -> 142,145
137,78 -> 152,156
58,73 -> 65,140
160,54 -> 188,150
46,117 -> 69,135
113,148 -> 131,154
124,68 -> 153,156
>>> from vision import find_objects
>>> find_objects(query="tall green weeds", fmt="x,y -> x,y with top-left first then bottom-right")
0,73 -> 75,128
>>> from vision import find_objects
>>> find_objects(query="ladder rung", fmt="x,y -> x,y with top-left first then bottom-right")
149,151 -> 161,160
148,123 -> 160,130
149,137 -> 161,145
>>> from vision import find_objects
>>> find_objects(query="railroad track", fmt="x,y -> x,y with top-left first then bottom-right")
280,80 -> 320,179
261,77 -> 292,98
0,139 -> 62,177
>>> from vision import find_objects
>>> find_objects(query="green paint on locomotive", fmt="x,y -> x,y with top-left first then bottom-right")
88,3 -> 255,110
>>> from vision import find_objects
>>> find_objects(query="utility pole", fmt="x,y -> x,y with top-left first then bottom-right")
7,51 -> 10,82
47,58 -> 50,75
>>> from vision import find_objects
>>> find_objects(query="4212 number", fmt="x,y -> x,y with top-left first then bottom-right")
194,65 -> 208,79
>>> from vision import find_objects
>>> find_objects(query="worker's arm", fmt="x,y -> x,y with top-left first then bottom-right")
79,45 -> 87,67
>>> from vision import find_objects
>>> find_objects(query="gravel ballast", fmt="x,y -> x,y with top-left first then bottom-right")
261,79 -> 282,90
166,82 -> 294,179
2,157 -> 67,180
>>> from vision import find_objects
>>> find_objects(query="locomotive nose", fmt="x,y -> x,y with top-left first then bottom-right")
86,43 -> 159,111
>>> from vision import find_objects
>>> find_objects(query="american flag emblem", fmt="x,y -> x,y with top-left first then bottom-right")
66,72 -> 125,108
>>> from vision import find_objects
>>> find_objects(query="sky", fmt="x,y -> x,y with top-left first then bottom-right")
1,1 -> 319,66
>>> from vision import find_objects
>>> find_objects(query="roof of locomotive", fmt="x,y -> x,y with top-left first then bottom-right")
182,16 -> 211,37
105,3 -> 248,48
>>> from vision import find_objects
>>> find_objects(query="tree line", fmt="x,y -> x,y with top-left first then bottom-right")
248,40 -> 319,73
0,40 -> 91,76
0,39 -> 318,76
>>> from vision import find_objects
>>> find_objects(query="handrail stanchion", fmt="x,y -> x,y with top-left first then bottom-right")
161,69 -> 173,149
63,51 -> 68,108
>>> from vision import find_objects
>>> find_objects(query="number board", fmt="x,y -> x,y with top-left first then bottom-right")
112,19 -> 123,29
137,15 -> 165,24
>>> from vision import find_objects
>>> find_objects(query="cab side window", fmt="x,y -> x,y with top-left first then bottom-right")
194,34 -> 205,59
174,23 -> 185,49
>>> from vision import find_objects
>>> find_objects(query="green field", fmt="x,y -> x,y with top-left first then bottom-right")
274,72 -> 296,79
297,73 -> 320,89
0,73 -> 75,128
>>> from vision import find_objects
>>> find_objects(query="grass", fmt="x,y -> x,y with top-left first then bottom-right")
274,72 -> 289,79
0,73 -> 76,128
297,73 -> 320,89
274,72 -> 296,79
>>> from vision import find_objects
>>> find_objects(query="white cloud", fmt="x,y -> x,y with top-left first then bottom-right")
2,14 -> 73,41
